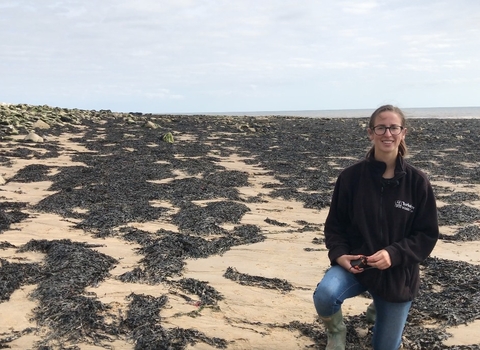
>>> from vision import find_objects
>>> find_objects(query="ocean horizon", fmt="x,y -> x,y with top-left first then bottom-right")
199,106 -> 480,119
3,102 -> 480,119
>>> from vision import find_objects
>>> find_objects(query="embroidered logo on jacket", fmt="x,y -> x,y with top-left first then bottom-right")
395,200 -> 415,213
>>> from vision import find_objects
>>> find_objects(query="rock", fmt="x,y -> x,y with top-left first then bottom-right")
0,175 -> 6,185
24,131 -> 44,143
4,125 -> 19,135
33,119 -> 51,129
60,115 -> 74,123
0,103 -> 136,135
143,121 -> 158,129
237,124 -> 256,132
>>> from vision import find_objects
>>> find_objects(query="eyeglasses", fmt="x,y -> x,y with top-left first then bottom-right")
371,125 -> 404,135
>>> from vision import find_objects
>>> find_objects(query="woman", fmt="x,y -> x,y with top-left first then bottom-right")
313,105 -> 439,350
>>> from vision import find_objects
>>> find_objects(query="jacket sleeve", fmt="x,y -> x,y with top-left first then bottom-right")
324,173 -> 353,265
385,177 -> 439,267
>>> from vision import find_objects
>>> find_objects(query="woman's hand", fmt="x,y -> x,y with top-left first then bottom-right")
336,254 -> 364,274
366,249 -> 391,270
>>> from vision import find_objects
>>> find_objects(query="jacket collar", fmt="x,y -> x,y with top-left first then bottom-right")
366,152 -> 407,182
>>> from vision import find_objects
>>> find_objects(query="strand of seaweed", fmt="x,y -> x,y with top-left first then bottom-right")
223,266 -> 294,292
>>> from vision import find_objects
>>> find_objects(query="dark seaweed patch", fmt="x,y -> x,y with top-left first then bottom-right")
0,328 -> 36,349
438,204 -> 480,226
9,164 -> 53,182
303,192 -> 331,210
171,278 -> 224,306
172,201 -> 250,234
312,237 -> 326,245
0,155 -> 13,166
231,224 -> 264,242
268,188 -> 331,210
298,225 -> 321,232
438,191 -> 480,204
158,177 -> 241,206
0,241 -> 16,249
119,225 -> 265,284
121,293 -> 227,349
304,247 -> 327,252
440,225 -> 480,241
0,259 -> 42,302
204,170 -> 249,187
17,239 -> 118,348
264,217 -> 288,227
1,147 -> 44,159
35,182 -> 170,230
243,194 -> 269,203
223,266 -> 294,292
0,202 -> 30,232
416,257 -> 480,326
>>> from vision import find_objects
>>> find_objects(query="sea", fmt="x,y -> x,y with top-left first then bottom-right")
204,106 -> 480,119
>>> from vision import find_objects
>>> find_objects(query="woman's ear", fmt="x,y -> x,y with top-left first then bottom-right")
367,128 -> 374,141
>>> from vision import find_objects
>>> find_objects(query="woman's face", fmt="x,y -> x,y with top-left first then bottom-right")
367,111 -> 406,157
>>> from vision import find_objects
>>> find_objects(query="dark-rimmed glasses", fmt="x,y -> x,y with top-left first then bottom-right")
371,125 -> 404,135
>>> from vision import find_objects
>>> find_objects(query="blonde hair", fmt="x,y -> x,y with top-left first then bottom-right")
366,104 -> 408,158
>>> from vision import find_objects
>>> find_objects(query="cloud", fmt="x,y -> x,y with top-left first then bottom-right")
340,1 -> 379,14
145,89 -> 184,100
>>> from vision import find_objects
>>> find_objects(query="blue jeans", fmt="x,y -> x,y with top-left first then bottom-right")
313,265 -> 411,350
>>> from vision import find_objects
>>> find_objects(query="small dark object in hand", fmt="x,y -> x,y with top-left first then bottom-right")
351,256 -> 371,270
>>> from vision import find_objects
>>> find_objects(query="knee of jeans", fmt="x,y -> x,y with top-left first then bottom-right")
313,284 -> 338,316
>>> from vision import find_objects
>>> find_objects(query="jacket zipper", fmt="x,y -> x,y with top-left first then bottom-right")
380,184 -> 384,237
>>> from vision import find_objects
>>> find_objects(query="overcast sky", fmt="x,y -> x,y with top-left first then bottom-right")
1,1 -> 479,113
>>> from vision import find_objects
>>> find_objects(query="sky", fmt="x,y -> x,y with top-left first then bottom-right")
1,1 -> 480,114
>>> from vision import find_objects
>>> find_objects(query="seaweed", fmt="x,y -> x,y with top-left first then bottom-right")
438,204 -> 480,226
171,200 -> 250,234
440,224 -> 480,241
121,293 -> 227,349
0,259 -> 42,302
119,225 -> 265,284
18,239 -> 118,348
171,278 -> 224,306
0,202 -> 30,232
223,266 -> 294,292
2,113 -> 480,348
9,164 -> 53,183
264,217 -> 288,227
415,257 -> 480,326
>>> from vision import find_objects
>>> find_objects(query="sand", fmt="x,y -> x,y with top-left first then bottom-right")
1,118 -> 480,350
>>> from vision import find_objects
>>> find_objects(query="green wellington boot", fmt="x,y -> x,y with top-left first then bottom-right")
319,309 -> 347,350
366,302 -> 376,324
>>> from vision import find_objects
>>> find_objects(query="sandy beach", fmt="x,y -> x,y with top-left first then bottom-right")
1,107 -> 480,349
